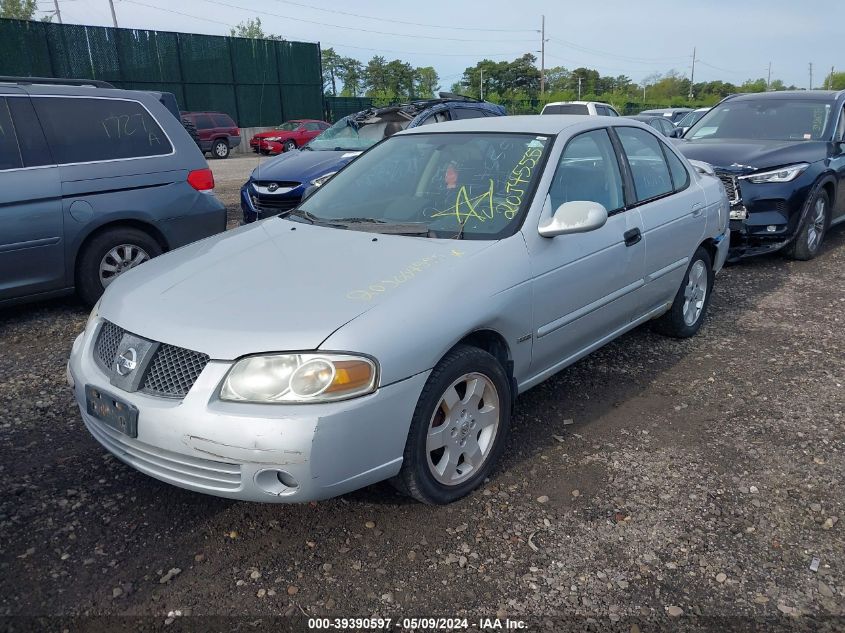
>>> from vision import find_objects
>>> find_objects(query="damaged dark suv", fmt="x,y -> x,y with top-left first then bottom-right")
240,94 -> 506,223
677,90 -> 845,260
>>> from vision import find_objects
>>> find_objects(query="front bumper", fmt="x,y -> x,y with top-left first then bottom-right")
239,183 -> 303,223
68,328 -> 428,503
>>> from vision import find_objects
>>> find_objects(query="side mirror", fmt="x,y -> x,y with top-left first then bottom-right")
301,185 -> 319,201
539,201 -> 608,238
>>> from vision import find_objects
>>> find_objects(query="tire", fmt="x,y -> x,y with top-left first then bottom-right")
391,345 -> 512,504
180,117 -> 201,149
654,246 -> 714,339
786,189 -> 830,261
283,139 -> 297,152
76,227 -> 162,306
212,139 -> 230,159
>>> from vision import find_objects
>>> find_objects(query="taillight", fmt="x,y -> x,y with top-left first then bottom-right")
187,168 -> 214,191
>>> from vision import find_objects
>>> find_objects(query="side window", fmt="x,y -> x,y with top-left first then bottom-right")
616,126 -> 673,202
33,97 -> 173,164
451,108 -> 485,120
194,114 -> 215,129
7,97 -> 53,167
595,106 -> 609,116
212,114 -> 234,128
305,122 -> 322,131
608,107 -> 620,117
0,98 -> 23,170
836,107 -> 845,142
548,128 -> 625,213
419,111 -> 450,125
664,147 -> 690,191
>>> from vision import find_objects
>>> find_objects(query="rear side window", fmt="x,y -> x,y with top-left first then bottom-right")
450,108 -> 486,120
543,104 -> 589,115
7,97 -> 53,167
33,97 -> 172,164
616,126 -> 673,202
194,114 -> 215,129
0,98 -> 23,170
419,111 -> 450,125
212,113 -> 235,128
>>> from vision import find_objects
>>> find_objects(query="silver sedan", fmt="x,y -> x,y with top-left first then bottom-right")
68,115 -> 730,504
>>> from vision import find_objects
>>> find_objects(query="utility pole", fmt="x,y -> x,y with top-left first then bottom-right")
642,84 -> 646,103
53,0 -> 62,23
688,46 -> 696,99
480,68 -> 483,101
540,15 -> 546,96
809,62 -> 813,90
829,66 -> 835,90
108,0 -> 118,27
767,62 -> 772,90
577,76 -> 582,100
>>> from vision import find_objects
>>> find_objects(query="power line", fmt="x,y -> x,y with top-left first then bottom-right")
325,42 -> 530,58
122,0 -> 236,28
268,0 -> 537,33
192,0 -> 537,43
547,37 -> 689,65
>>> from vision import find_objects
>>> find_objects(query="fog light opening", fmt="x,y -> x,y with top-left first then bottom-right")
766,225 -> 778,233
276,470 -> 299,489
254,469 -> 300,496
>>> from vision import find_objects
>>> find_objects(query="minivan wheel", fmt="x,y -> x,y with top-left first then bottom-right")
391,345 -> 511,505
212,139 -> 230,159
283,139 -> 297,152
787,189 -> 829,261
654,246 -> 714,339
76,227 -> 162,306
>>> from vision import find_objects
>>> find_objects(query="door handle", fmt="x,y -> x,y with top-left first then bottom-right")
691,203 -> 704,217
623,228 -> 642,247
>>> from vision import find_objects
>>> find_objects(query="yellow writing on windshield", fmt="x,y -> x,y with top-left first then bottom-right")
429,179 -> 496,224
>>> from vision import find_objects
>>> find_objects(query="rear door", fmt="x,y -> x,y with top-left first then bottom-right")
527,128 -> 646,375
614,125 -> 705,312
193,113 -> 215,150
0,94 -> 64,300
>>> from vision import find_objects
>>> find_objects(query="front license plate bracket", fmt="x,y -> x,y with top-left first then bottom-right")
85,385 -> 138,438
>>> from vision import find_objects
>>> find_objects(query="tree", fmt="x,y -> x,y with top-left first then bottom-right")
321,47 -> 343,96
739,78 -> 767,93
414,66 -> 440,98
828,72 -> 845,91
230,17 -> 283,40
338,57 -> 364,97
1,0 -> 37,19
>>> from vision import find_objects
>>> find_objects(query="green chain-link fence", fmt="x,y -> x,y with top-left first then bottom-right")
0,18 -> 323,127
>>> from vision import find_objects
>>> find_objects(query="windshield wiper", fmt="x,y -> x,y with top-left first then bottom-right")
333,218 -> 431,235
332,217 -> 386,224
279,208 -> 345,228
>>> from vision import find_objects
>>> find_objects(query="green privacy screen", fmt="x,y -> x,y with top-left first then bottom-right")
0,18 -> 323,126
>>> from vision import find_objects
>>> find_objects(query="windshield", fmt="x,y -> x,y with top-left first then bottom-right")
687,100 -> 833,141
543,104 -> 588,115
298,132 -> 551,239
276,122 -> 300,131
307,113 -> 410,151
676,109 -> 706,129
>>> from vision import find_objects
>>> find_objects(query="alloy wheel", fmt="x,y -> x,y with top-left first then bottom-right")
682,259 -> 708,326
426,372 -> 500,486
99,244 -> 150,288
807,197 -> 826,252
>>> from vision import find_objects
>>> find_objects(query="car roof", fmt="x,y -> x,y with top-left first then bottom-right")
725,90 -> 844,102
399,114 -> 637,136
627,115 -> 664,122
544,100 -> 610,106
640,107 -> 693,114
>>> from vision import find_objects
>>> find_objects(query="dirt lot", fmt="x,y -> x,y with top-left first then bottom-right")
1,159 -> 843,631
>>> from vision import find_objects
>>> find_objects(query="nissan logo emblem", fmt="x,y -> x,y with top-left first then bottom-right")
116,348 -> 138,376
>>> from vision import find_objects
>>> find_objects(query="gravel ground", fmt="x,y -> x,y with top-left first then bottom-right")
1,161 -> 843,631
208,153 -> 273,228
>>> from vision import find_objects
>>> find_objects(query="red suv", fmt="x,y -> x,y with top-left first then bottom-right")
181,111 -> 241,159
249,119 -> 331,155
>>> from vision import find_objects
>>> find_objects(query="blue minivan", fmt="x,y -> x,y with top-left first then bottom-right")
240,94 -> 506,223
0,77 -> 227,306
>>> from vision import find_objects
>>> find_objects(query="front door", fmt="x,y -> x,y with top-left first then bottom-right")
526,128 -> 646,378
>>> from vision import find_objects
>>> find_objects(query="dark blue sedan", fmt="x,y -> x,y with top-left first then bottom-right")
240,94 -> 506,223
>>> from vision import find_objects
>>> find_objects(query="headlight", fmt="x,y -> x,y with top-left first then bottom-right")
85,299 -> 101,334
739,163 -> 809,184
220,353 -> 378,403
263,136 -> 282,142
310,171 -> 337,187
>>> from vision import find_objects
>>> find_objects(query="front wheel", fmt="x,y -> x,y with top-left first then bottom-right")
212,139 -> 230,159
283,139 -> 297,152
787,189 -> 830,261
76,227 -> 162,306
392,345 -> 511,504
654,247 -> 714,338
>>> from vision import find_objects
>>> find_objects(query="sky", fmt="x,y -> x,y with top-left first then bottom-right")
35,0 -> 844,89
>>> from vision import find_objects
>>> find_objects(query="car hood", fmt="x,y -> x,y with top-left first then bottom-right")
250,149 -> 363,183
675,138 -> 827,173
252,130 -> 292,139
99,219 -> 494,360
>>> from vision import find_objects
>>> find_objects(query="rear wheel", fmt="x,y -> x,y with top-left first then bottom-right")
283,139 -> 297,152
76,227 -> 162,306
787,189 -> 829,261
212,139 -> 230,159
654,247 -> 714,338
392,345 -> 511,504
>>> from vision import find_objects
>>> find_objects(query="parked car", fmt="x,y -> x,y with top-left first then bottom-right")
626,114 -> 683,137
0,77 -> 227,306
249,119 -> 331,155
69,115 -> 729,505
541,101 -> 620,116
181,110 -> 240,159
676,90 -> 845,260
675,107 -> 710,135
639,107 -> 694,123
240,93 -> 506,222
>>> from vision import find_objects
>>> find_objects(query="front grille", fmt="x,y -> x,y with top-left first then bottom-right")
715,171 -> 741,204
254,196 -> 300,212
94,321 -> 209,399
142,344 -> 210,398
254,180 -> 300,188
